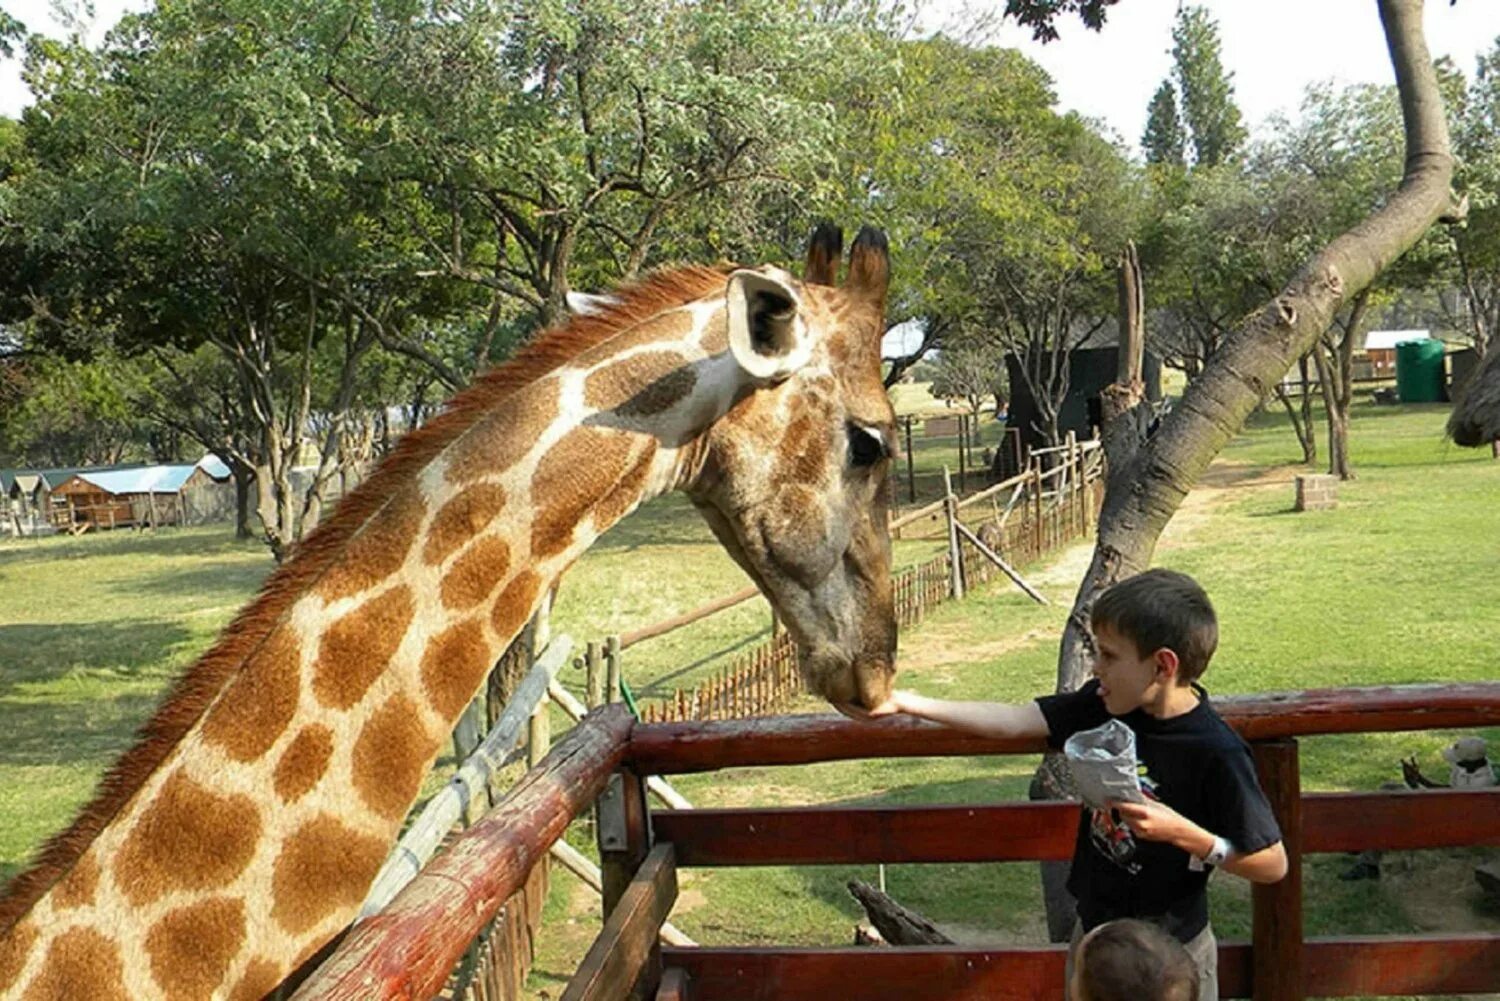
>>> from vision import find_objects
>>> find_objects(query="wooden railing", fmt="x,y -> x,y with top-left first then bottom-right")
295,683 -> 1500,1001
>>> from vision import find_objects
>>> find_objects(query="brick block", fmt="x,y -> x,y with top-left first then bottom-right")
1295,474 -> 1338,511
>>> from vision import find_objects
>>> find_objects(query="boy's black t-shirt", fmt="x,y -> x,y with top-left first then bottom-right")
1035,679 -> 1282,943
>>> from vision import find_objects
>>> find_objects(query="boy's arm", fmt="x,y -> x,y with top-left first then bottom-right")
1110,804 -> 1289,884
860,690 -> 1049,740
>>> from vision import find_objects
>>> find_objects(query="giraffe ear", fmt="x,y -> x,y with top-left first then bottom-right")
726,269 -> 811,381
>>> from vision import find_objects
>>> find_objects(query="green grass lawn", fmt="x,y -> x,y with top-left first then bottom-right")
2,393 -> 1497,1001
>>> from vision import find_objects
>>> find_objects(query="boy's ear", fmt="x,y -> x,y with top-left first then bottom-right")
1152,647 -> 1181,683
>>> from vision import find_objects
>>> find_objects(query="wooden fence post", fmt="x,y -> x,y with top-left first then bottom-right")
586,641 -> 604,709
1031,465 -> 1044,560
904,416 -> 916,503
606,635 -> 622,705
942,467 -> 964,600
1252,738 -> 1303,1001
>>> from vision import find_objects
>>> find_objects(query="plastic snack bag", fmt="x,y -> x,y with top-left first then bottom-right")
1063,719 -> 1146,811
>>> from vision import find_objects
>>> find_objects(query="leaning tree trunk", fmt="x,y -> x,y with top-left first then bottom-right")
1039,1 -> 1457,937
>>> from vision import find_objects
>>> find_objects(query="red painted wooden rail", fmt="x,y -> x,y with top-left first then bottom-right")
291,685 -> 1500,1000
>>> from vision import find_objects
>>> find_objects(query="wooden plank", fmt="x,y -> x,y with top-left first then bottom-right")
953,521 -> 1046,605
619,587 -> 760,649
359,636 -> 575,917
1253,739 -> 1302,1001
653,804 -> 1075,866
659,946 -> 1068,1001
1302,933 -> 1500,996
650,791 -> 1500,868
658,937 -> 1500,1001
292,704 -> 633,1001
560,843 -> 679,1001
625,683 -> 1500,774
1302,788 -> 1500,851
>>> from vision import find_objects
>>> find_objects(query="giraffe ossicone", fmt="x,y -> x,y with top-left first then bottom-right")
0,223 -> 899,998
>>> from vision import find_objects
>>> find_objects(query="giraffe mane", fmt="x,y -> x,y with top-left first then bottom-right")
0,263 -> 734,934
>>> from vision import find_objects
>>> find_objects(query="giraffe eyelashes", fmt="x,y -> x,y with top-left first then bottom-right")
847,422 -> 890,468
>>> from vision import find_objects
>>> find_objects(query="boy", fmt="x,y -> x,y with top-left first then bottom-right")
849,568 -> 1287,999
1071,918 -> 1199,1001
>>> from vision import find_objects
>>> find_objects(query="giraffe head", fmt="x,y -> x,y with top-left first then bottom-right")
689,224 -> 898,710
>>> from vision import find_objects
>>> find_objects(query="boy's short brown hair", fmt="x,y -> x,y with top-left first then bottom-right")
1090,568 -> 1218,684
1076,918 -> 1199,1001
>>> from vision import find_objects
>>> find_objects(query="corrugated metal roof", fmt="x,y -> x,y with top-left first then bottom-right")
196,455 -> 232,481
73,465 -> 200,495
1365,329 -> 1429,351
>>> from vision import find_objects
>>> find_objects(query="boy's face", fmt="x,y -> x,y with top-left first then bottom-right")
1091,622 -> 1168,716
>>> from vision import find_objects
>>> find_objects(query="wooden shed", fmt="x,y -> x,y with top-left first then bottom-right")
48,459 -> 231,532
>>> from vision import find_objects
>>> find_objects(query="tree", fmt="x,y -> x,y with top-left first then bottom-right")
1171,6 -> 1246,168
1059,0 -> 1457,692
1142,79 -> 1186,167
930,333 -> 1007,417
1447,40 -> 1500,357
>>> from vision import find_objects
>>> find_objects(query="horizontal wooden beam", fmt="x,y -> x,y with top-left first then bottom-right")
292,705 -> 634,1001
561,843 -> 678,1001
654,804 -> 1075,866
651,790 -> 1500,866
625,683 -> 1500,774
661,935 -> 1500,1000
660,945 -> 1068,1001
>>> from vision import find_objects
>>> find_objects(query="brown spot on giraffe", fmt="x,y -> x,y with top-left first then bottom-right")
20,926 -> 123,1000
227,958 -> 282,1001
316,487 -> 426,603
274,724 -> 335,804
423,483 -> 508,567
202,625 -> 302,762
311,585 -> 415,710
594,443 -> 658,528
0,918 -> 36,987
446,380 -> 560,485
271,815 -> 387,936
49,853 -> 99,911
421,618 -> 492,721
531,428 -> 635,559
145,897 -> 245,1001
773,411 -> 831,488
583,351 -> 696,418
353,694 -> 441,822
440,536 -> 512,611
115,771 -> 260,907
697,309 -> 729,353
491,570 -> 542,644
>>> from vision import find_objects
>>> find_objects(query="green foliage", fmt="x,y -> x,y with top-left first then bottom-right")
0,349 -> 154,466
1171,6 -> 1246,169
1142,78 -> 1186,167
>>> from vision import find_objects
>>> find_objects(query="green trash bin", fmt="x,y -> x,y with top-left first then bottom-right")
1395,339 -> 1446,403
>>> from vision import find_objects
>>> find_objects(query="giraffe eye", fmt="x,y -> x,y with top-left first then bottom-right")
847,423 -> 887,468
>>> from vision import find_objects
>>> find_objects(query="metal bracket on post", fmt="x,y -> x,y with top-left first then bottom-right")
597,773 -> 628,852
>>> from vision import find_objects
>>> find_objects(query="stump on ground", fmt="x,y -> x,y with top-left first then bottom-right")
846,880 -> 954,946
1476,862 -> 1500,902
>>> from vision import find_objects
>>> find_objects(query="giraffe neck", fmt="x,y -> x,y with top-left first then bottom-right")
0,291 -> 740,999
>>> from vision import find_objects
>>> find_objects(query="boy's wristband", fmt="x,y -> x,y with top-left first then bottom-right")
1188,834 -> 1232,871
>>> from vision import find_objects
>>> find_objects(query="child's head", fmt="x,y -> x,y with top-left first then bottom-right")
1091,568 -> 1217,686
1070,918 -> 1200,1001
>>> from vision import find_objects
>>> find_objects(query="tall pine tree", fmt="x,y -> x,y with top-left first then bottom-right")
1171,6 -> 1246,167
1142,79 -> 1186,165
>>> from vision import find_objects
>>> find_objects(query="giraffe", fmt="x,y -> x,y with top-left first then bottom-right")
0,224 -> 899,999
1449,345 -> 1500,447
